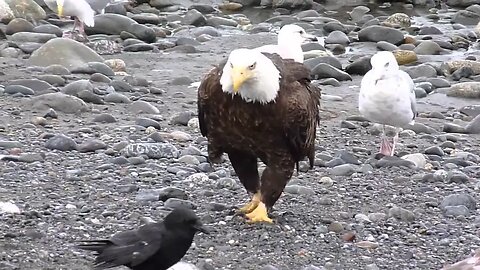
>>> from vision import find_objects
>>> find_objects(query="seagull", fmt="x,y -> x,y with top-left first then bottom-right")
254,24 -> 318,63
44,0 -> 95,41
358,51 -> 417,156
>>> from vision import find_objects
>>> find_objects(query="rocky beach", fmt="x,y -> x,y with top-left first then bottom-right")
1,0 -> 480,269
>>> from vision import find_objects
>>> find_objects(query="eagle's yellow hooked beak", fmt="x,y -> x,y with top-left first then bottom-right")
56,0 -> 64,16
231,66 -> 251,93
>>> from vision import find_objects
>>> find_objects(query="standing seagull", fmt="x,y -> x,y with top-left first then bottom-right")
75,207 -> 209,270
358,51 -> 417,156
44,0 -> 95,40
254,24 -> 318,63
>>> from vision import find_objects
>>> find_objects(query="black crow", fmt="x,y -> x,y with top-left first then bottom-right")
76,207 -> 209,270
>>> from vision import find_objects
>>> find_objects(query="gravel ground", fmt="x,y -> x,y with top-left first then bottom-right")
1,5 -> 480,270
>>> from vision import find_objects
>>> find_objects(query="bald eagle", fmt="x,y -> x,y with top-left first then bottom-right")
197,48 -> 321,223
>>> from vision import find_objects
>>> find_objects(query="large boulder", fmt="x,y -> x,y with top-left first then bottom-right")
28,38 -> 104,70
0,0 -> 14,23
5,0 -> 46,21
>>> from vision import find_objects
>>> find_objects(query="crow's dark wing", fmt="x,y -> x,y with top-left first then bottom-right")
81,223 -> 165,269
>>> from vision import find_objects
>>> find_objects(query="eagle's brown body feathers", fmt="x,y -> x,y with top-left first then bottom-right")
197,53 -> 321,210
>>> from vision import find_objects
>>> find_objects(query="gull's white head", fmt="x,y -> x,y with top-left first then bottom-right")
220,48 -> 281,104
370,51 -> 399,71
278,24 -> 318,47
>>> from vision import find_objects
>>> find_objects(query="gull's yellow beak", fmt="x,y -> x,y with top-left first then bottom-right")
56,1 -> 64,16
231,66 -> 251,93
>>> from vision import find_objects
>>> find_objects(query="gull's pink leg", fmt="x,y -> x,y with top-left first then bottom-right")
380,137 -> 392,156
379,125 -> 393,156
390,132 -> 399,156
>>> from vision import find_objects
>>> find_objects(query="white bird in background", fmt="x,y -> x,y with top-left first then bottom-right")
86,0 -> 130,14
44,0 -> 95,40
44,0 -> 130,41
254,24 -> 318,63
358,51 -> 417,156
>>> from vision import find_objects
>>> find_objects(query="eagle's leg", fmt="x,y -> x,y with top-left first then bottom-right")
239,192 -> 260,214
245,164 -> 293,224
245,200 -> 272,224
227,151 -> 260,214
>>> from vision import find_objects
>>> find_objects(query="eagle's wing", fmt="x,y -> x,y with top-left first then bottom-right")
197,59 -> 228,137
276,57 -> 321,169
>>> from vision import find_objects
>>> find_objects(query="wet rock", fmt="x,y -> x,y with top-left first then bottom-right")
10,32 -> 56,43
122,143 -> 179,159
451,10 -> 480,25
345,56 -> 371,75
358,25 -> 404,45
284,185 -> 315,195
129,100 -> 160,114
104,92 -> 131,103
5,0 -> 46,21
77,139 -> 107,152
384,13 -> 411,27
414,40 -> 443,55
45,134 -> 77,151
441,60 -> 480,76
28,38 -> 104,70
93,113 -> 117,123
404,64 -> 437,79
440,193 -> 476,211
181,9 -> 206,26
447,82 -> 480,98
401,153 -> 426,168
4,85 -> 35,96
325,30 -> 350,45
311,63 -> 352,81
466,114 -> 480,134
5,18 -> 34,35
388,206 -> 415,222
77,90 -> 104,104
330,164 -> 357,176
27,93 -> 89,114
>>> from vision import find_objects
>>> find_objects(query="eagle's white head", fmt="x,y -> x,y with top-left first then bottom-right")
220,48 -> 281,104
370,51 -> 399,72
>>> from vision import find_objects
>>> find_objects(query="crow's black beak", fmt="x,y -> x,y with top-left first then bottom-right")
194,222 -> 210,234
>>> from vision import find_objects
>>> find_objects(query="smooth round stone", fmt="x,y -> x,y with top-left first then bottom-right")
414,40 -> 443,55
377,41 -> 398,51
36,75 -> 65,86
0,47 -> 21,58
93,113 -> 117,123
33,24 -> 63,37
90,73 -> 112,83
44,64 -> 71,75
6,18 -> 34,35
358,25 -> 404,45
325,30 -> 350,45
4,85 -> 35,95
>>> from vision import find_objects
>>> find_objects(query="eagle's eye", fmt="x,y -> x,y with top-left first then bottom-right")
384,62 -> 390,68
248,62 -> 256,70
299,30 -> 304,34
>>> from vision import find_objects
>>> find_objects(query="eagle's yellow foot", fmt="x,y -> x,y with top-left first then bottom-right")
245,202 -> 273,224
239,192 -> 261,214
